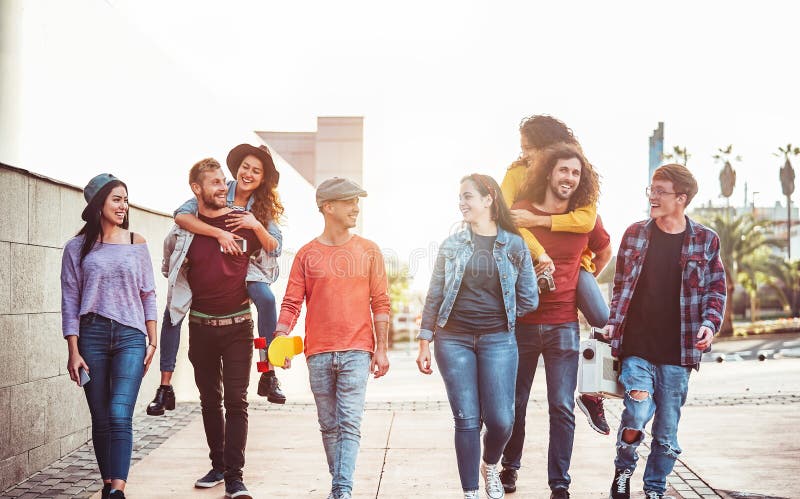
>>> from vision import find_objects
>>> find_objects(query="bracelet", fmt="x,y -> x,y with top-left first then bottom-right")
147,343 -> 157,349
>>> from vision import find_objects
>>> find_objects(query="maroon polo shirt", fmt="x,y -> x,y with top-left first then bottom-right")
186,211 -> 262,315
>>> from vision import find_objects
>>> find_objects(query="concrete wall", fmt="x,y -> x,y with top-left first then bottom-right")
257,117 -> 366,193
0,164 -> 177,491
314,117 -> 364,188
256,131 -> 317,185
315,117 -> 364,233
258,117 -> 365,232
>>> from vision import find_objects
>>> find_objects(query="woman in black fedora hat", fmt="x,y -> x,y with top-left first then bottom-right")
61,174 -> 158,499
146,144 -> 287,417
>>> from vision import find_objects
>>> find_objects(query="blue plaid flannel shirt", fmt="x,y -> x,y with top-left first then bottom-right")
609,217 -> 727,367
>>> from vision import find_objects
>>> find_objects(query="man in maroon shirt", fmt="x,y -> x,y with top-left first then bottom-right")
501,144 -> 608,499
181,158 -> 266,499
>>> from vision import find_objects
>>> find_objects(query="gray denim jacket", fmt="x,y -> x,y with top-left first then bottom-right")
161,225 -> 194,326
418,226 -> 538,341
173,179 -> 281,284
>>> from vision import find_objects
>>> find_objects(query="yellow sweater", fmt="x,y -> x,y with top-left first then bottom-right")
500,163 -> 597,272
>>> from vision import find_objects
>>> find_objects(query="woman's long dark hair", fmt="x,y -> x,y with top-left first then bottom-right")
77,180 -> 128,262
461,174 -> 520,236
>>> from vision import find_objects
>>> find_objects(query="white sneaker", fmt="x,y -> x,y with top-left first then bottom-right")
481,461 -> 505,499
464,490 -> 480,499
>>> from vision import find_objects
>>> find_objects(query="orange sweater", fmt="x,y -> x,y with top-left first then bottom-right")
277,235 -> 391,356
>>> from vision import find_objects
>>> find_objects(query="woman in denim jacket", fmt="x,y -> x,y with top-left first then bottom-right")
146,144 -> 286,416
416,174 -> 538,499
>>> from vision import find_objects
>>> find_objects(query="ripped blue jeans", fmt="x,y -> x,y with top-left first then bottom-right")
615,356 -> 691,495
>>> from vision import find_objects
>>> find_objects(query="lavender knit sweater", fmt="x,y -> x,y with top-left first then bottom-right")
60,235 -> 158,337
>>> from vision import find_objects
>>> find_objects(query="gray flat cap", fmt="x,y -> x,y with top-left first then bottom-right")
316,177 -> 367,207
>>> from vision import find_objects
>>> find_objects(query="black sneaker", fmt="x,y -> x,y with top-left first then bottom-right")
108,491 -> 126,499
195,469 -> 225,488
225,480 -> 253,498
101,483 -> 111,499
576,394 -> 611,435
146,385 -> 176,416
500,467 -> 517,493
257,370 -> 286,404
610,468 -> 633,499
550,488 -> 570,499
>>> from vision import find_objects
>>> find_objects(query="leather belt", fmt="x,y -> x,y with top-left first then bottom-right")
188,313 -> 252,327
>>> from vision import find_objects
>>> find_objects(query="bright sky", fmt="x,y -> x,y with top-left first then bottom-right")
8,0 -> 800,290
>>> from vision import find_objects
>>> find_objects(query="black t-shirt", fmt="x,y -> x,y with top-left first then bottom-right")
622,224 -> 685,365
444,234 -> 508,334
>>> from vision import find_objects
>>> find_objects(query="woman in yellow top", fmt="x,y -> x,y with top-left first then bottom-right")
499,114 -> 613,439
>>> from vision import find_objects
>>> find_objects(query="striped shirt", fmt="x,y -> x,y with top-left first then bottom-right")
608,217 -> 727,367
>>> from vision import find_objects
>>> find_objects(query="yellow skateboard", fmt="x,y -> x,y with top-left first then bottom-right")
268,336 -> 304,367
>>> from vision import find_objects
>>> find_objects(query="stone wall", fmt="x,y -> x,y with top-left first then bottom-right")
0,164 -> 177,491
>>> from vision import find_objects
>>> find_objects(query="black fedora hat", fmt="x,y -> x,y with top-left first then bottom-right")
226,144 -> 279,186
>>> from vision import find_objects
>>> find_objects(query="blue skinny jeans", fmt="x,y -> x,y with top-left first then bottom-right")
577,268 -> 609,328
78,314 -> 146,481
435,330 -> 518,492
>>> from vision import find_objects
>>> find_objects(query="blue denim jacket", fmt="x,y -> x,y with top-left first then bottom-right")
173,180 -> 282,284
418,226 -> 538,341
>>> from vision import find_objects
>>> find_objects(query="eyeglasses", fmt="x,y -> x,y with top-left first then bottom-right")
646,186 -> 681,198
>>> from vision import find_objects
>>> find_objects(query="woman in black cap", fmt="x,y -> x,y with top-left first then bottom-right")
61,174 -> 158,499
146,144 -> 286,417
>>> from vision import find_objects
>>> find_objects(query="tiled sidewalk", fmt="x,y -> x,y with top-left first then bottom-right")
2,399 -> 718,499
602,401 -> 720,499
1,405 -> 200,499
3,359 -> 798,498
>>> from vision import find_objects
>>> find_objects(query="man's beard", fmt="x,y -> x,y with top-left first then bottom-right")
549,181 -> 575,201
201,190 -> 227,209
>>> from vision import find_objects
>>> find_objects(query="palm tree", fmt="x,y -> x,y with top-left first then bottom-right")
713,145 -> 740,199
699,213 -> 785,335
770,259 -> 800,316
775,143 -> 800,164
737,246 -> 787,321
662,145 -> 691,166
776,144 -> 799,258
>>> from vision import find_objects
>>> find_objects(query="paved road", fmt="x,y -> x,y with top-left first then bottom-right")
705,332 -> 800,362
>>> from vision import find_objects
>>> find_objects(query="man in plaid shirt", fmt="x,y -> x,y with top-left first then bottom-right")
600,164 -> 726,499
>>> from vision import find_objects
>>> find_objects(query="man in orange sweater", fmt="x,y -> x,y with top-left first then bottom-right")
275,177 -> 391,499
